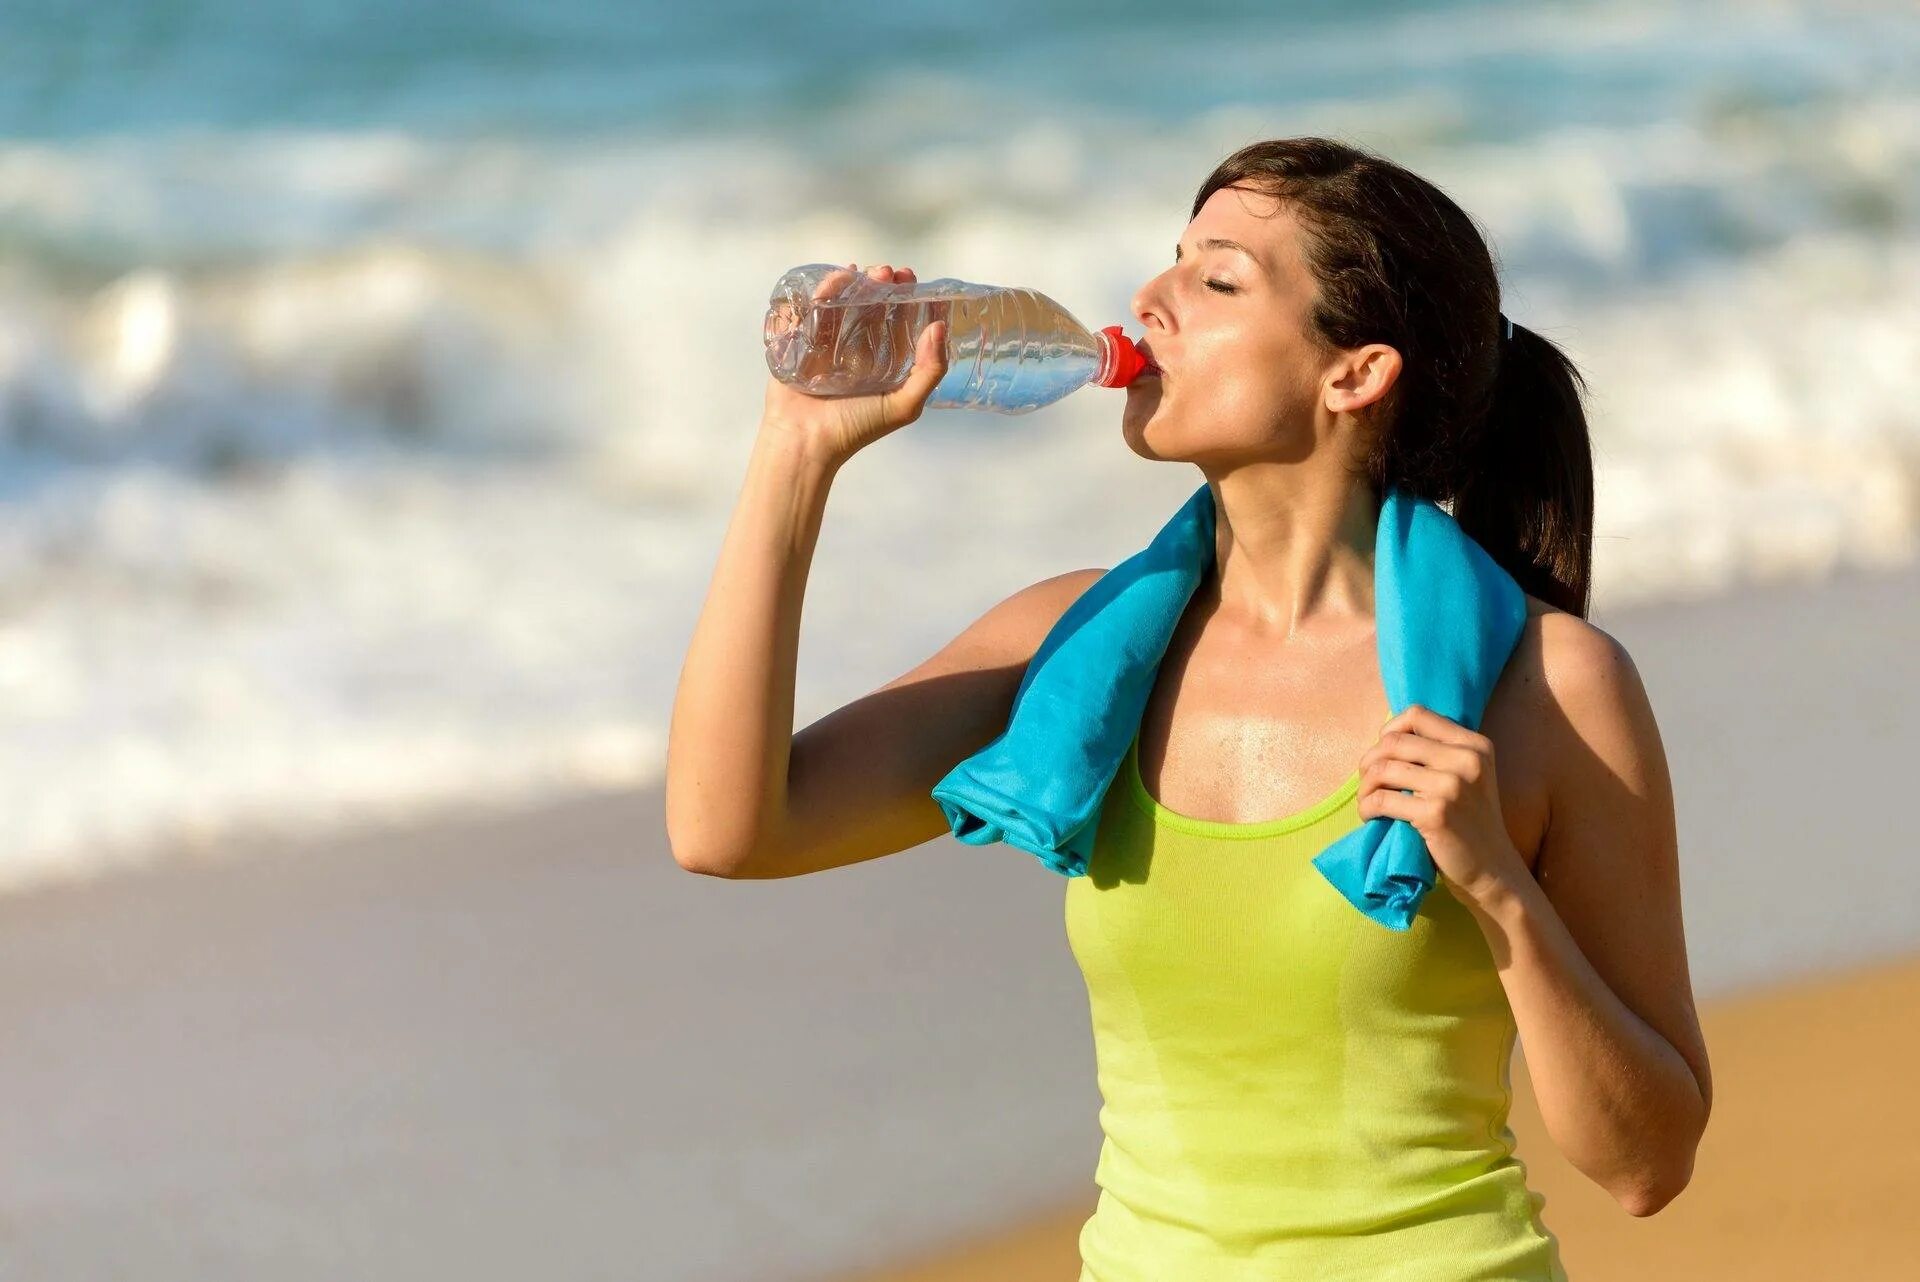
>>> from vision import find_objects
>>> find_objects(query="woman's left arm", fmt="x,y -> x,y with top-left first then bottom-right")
1357,621 -> 1712,1217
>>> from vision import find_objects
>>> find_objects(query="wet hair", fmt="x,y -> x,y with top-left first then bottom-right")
1194,137 -> 1595,618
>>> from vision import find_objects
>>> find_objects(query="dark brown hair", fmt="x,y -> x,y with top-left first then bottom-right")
1194,137 -> 1595,618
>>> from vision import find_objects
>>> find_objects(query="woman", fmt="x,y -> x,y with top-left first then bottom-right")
667,137 -> 1711,1280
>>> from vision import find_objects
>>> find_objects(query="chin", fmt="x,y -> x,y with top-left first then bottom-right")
1120,412 -> 1191,464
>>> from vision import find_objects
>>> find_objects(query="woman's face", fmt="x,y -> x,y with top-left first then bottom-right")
1122,185 -> 1357,466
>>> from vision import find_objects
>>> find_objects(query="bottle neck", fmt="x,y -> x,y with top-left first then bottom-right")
1094,331 -> 1120,385
1092,325 -> 1146,387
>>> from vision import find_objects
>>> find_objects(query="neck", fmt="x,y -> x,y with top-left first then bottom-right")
1198,465 -> 1380,637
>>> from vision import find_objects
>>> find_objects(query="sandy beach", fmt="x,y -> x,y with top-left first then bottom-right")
2,555 -> 1914,1281
841,951 -> 1920,1282
6,4 -> 1918,1280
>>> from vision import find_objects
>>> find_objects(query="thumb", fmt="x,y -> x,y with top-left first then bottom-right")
914,318 -> 949,378
886,319 -> 949,421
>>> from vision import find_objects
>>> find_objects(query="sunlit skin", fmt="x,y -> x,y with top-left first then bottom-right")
741,212 -> 1710,1218
1110,182 -> 1711,1218
1121,184 -> 1402,472
1121,185 -> 1528,905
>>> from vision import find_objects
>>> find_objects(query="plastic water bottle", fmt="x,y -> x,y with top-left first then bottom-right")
762,262 -> 1152,415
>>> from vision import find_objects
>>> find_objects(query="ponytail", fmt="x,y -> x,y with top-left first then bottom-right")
1188,138 -> 1598,616
1449,323 -> 1596,619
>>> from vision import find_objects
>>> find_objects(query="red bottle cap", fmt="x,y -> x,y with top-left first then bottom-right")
1093,325 -> 1149,387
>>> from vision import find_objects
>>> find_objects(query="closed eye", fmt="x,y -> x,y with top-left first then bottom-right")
1174,246 -> 1241,295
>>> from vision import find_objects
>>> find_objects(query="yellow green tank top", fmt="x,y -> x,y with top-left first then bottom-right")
1064,730 -> 1567,1282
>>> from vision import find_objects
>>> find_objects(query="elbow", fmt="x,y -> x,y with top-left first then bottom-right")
666,793 -> 800,877
673,848 -> 742,878
667,830 -> 750,878
666,823 -> 749,878
1616,1070 -> 1710,1218
1619,1179 -> 1683,1219
1616,1151 -> 1698,1218
664,787 -> 762,878
670,824 -> 790,879
1618,1185 -> 1670,1218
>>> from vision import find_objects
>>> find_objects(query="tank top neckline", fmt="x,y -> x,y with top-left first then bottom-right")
1125,730 -> 1362,841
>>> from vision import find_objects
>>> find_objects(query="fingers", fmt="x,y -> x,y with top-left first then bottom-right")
880,314 -> 949,426
861,263 -> 926,397
812,265 -> 854,301
815,262 -> 913,295
811,262 -> 910,312
807,260 -> 934,427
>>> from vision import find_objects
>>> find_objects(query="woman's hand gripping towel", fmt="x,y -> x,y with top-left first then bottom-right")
930,482 -> 1528,930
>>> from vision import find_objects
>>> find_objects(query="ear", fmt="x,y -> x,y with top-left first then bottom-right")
1325,343 -> 1402,415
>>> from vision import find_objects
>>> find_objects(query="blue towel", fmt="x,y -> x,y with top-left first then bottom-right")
930,481 -> 1528,930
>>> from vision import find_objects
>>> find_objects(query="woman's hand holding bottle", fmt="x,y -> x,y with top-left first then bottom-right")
759,263 -> 949,469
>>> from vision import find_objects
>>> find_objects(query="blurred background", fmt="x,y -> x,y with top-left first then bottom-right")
1,1 -> 1914,1279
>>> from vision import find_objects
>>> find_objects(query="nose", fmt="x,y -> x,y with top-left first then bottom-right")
1130,268 -> 1169,332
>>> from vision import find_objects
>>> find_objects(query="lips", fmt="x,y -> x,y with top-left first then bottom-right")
1137,341 -> 1163,375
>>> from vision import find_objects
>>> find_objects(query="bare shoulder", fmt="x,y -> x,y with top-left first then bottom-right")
1501,593 -> 1671,848
1018,565 -> 1109,615
1481,594 -> 1660,865
923,566 -> 1109,674
1496,594 -> 1645,716
980,565 -> 1109,621
1520,594 -> 1654,731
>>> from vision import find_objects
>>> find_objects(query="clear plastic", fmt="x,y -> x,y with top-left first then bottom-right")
762,262 -> 1142,415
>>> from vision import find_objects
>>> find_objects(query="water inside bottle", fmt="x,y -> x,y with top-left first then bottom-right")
764,265 -> 1106,414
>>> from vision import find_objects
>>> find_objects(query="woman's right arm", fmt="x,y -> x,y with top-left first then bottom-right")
663,422 -> 1104,879
665,259 -> 1107,878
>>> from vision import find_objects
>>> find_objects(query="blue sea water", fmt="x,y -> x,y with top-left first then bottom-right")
0,0 -> 1915,888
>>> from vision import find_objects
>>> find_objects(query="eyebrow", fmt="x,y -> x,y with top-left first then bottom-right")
1175,237 -> 1269,277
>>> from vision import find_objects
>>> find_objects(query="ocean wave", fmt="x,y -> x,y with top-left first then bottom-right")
2,55 -> 1917,894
